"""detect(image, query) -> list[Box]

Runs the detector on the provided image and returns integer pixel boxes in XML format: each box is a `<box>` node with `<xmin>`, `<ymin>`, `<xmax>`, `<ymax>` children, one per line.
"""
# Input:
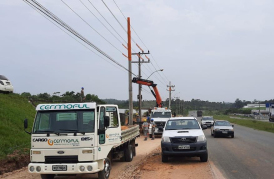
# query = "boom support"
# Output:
<box><xmin>132</xmin><ymin>77</ymin><xmax>163</xmax><ymax>107</ymax></box>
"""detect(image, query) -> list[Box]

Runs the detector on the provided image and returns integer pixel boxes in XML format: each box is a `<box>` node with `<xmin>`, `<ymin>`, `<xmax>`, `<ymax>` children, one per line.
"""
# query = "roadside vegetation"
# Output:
<box><xmin>0</xmin><ymin>93</ymin><xmax>36</xmax><ymax>160</ymax></box>
<box><xmin>214</xmin><ymin>115</ymin><xmax>274</xmax><ymax>134</ymax></box>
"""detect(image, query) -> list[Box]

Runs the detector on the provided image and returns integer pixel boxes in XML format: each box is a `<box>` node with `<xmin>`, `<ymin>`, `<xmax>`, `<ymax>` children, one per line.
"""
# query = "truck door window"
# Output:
<box><xmin>99</xmin><ymin>107</ymin><xmax>105</xmax><ymax>130</ymax></box>
<box><xmin>106</xmin><ymin>107</ymin><xmax>119</xmax><ymax>128</ymax></box>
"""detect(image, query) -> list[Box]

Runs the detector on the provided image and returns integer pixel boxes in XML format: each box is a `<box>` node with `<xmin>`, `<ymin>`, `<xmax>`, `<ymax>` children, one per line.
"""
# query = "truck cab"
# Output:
<box><xmin>149</xmin><ymin>107</ymin><xmax>172</xmax><ymax>136</ymax></box>
<box><xmin>24</xmin><ymin>103</ymin><xmax>139</xmax><ymax>179</ymax></box>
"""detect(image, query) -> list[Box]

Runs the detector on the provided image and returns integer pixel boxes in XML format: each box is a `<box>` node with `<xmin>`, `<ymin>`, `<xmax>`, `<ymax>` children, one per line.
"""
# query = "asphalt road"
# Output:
<box><xmin>189</xmin><ymin>111</ymin><xmax>274</xmax><ymax>179</ymax></box>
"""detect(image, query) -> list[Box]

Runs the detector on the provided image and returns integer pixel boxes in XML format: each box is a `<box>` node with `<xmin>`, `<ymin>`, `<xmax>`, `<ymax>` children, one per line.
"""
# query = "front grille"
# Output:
<box><xmin>172</xmin><ymin>147</ymin><xmax>196</xmax><ymax>151</ymax></box>
<box><xmin>170</xmin><ymin>137</ymin><xmax>197</xmax><ymax>144</ymax></box>
<box><xmin>206</xmin><ymin>122</ymin><xmax>211</xmax><ymax>124</ymax></box>
<box><xmin>155</xmin><ymin>122</ymin><xmax>166</xmax><ymax>127</ymax></box>
<box><xmin>45</xmin><ymin>156</ymin><xmax>78</xmax><ymax>164</ymax></box>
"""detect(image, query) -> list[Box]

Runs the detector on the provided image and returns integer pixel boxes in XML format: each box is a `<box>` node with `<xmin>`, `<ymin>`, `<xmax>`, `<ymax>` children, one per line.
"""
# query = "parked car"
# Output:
<box><xmin>161</xmin><ymin>117</ymin><xmax>208</xmax><ymax>163</ymax></box>
<box><xmin>0</xmin><ymin>75</ymin><xmax>13</xmax><ymax>93</ymax></box>
<box><xmin>201</xmin><ymin>116</ymin><xmax>214</xmax><ymax>127</ymax></box>
<box><xmin>211</xmin><ymin>120</ymin><xmax>234</xmax><ymax>138</ymax></box>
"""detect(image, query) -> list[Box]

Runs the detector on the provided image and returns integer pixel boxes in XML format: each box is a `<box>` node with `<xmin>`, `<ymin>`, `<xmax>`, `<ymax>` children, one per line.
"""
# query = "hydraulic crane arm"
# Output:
<box><xmin>132</xmin><ymin>77</ymin><xmax>163</xmax><ymax>107</ymax></box>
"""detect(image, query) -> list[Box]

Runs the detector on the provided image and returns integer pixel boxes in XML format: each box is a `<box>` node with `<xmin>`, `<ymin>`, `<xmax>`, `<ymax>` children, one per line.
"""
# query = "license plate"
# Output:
<box><xmin>52</xmin><ymin>165</ymin><xmax>67</xmax><ymax>171</ymax></box>
<box><xmin>222</xmin><ymin>131</ymin><xmax>228</xmax><ymax>134</ymax></box>
<box><xmin>178</xmin><ymin>145</ymin><xmax>190</xmax><ymax>149</ymax></box>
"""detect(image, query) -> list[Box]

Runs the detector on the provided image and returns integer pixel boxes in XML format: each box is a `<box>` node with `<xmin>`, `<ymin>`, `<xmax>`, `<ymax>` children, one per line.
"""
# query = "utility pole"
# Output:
<box><xmin>167</xmin><ymin>81</ymin><xmax>175</xmax><ymax>109</ymax></box>
<box><xmin>127</xmin><ymin>17</ymin><xmax>133</xmax><ymax>125</ymax></box>
<box><xmin>132</xmin><ymin>48</ymin><xmax>150</xmax><ymax>120</ymax></box>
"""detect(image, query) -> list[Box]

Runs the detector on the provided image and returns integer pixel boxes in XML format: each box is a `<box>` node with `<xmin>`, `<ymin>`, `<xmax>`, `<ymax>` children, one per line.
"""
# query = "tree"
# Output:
<box><xmin>234</xmin><ymin>98</ymin><xmax>244</xmax><ymax>109</ymax></box>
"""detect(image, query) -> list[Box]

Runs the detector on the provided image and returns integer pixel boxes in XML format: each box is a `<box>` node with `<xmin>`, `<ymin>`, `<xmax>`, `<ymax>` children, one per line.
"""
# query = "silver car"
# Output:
<box><xmin>211</xmin><ymin>120</ymin><xmax>234</xmax><ymax>138</ymax></box>
<box><xmin>0</xmin><ymin>75</ymin><xmax>14</xmax><ymax>93</ymax></box>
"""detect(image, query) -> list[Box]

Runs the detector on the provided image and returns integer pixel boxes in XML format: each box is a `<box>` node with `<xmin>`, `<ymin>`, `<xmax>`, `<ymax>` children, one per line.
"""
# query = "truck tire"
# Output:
<box><xmin>98</xmin><ymin>158</ymin><xmax>111</xmax><ymax>179</ymax></box>
<box><xmin>130</xmin><ymin>140</ymin><xmax>136</xmax><ymax>156</ymax></box>
<box><xmin>125</xmin><ymin>144</ymin><xmax>133</xmax><ymax>162</ymax></box>
<box><xmin>231</xmin><ymin>134</ymin><xmax>234</xmax><ymax>138</ymax></box>
<box><xmin>200</xmin><ymin>152</ymin><xmax>208</xmax><ymax>162</ymax></box>
<box><xmin>41</xmin><ymin>174</ymin><xmax>55</xmax><ymax>179</ymax></box>
<box><xmin>162</xmin><ymin>154</ymin><xmax>168</xmax><ymax>163</ymax></box>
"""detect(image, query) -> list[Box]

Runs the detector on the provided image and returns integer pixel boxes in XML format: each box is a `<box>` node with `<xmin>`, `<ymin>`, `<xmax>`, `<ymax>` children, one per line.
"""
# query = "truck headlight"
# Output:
<box><xmin>82</xmin><ymin>150</ymin><xmax>92</xmax><ymax>154</ymax></box>
<box><xmin>215</xmin><ymin>128</ymin><xmax>220</xmax><ymax>131</ymax></box>
<box><xmin>33</xmin><ymin>151</ymin><xmax>41</xmax><ymax>154</ymax></box>
<box><xmin>36</xmin><ymin>166</ymin><xmax>41</xmax><ymax>172</ymax></box>
<box><xmin>29</xmin><ymin>166</ymin><xmax>35</xmax><ymax>172</ymax></box>
<box><xmin>87</xmin><ymin>165</ymin><xmax>93</xmax><ymax>171</ymax></box>
<box><xmin>197</xmin><ymin>135</ymin><xmax>206</xmax><ymax>142</ymax></box>
<box><xmin>162</xmin><ymin>136</ymin><xmax>170</xmax><ymax>142</ymax></box>
<box><xmin>229</xmin><ymin>128</ymin><xmax>234</xmax><ymax>131</ymax></box>
<box><xmin>80</xmin><ymin>166</ymin><xmax>85</xmax><ymax>172</ymax></box>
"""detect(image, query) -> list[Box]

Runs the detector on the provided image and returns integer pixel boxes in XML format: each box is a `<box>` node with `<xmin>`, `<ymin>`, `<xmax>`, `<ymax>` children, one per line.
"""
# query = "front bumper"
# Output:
<box><xmin>28</xmin><ymin>162</ymin><xmax>101</xmax><ymax>174</ymax></box>
<box><xmin>161</xmin><ymin>141</ymin><xmax>207</xmax><ymax>157</ymax></box>
<box><xmin>149</xmin><ymin>127</ymin><xmax>163</xmax><ymax>135</ymax></box>
<box><xmin>202</xmin><ymin>123</ymin><xmax>213</xmax><ymax>127</ymax></box>
<box><xmin>215</xmin><ymin>131</ymin><xmax>234</xmax><ymax>136</ymax></box>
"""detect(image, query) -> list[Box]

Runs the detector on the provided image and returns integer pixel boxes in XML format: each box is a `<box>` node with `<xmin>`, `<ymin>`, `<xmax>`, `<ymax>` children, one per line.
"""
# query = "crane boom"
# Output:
<box><xmin>132</xmin><ymin>77</ymin><xmax>163</xmax><ymax>107</ymax></box>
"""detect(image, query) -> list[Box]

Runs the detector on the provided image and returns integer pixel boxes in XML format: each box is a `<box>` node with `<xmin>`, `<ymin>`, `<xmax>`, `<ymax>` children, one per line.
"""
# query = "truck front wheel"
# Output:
<box><xmin>98</xmin><ymin>158</ymin><xmax>111</xmax><ymax>179</ymax></box>
<box><xmin>41</xmin><ymin>174</ymin><xmax>55</xmax><ymax>179</ymax></box>
<box><xmin>125</xmin><ymin>144</ymin><xmax>133</xmax><ymax>162</ymax></box>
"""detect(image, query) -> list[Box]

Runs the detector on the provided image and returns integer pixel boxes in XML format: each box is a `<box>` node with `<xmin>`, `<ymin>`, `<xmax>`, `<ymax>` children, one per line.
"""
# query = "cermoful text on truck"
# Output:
<box><xmin>24</xmin><ymin>103</ymin><xmax>139</xmax><ymax>179</ymax></box>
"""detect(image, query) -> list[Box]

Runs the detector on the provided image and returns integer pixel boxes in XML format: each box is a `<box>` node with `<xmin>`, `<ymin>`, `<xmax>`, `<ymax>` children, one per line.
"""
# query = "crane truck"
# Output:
<box><xmin>24</xmin><ymin>103</ymin><xmax>139</xmax><ymax>179</ymax></box>
<box><xmin>132</xmin><ymin>78</ymin><xmax>172</xmax><ymax>137</ymax></box>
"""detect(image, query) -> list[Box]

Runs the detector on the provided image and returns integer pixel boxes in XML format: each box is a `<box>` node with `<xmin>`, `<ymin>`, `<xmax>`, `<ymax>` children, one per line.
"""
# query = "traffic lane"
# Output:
<box><xmin>204</xmin><ymin>125</ymin><xmax>274</xmax><ymax>179</ymax></box>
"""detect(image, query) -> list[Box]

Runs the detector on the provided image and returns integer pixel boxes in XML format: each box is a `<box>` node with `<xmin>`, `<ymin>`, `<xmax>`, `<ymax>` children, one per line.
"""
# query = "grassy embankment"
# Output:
<box><xmin>214</xmin><ymin>115</ymin><xmax>274</xmax><ymax>134</ymax></box>
<box><xmin>0</xmin><ymin>93</ymin><xmax>36</xmax><ymax>160</ymax></box>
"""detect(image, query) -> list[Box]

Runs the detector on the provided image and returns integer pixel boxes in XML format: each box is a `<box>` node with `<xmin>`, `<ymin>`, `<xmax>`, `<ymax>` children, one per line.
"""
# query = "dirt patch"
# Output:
<box><xmin>0</xmin><ymin>150</ymin><xmax>29</xmax><ymax>176</ymax></box>
<box><xmin>123</xmin><ymin>147</ymin><xmax>214</xmax><ymax>179</ymax></box>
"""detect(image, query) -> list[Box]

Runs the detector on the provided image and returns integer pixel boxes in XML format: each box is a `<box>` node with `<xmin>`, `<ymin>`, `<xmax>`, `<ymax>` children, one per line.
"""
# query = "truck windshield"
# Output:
<box><xmin>202</xmin><ymin>117</ymin><xmax>213</xmax><ymax>121</ymax></box>
<box><xmin>215</xmin><ymin>121</ymin><xmax>231</xmax><ymax>126</ymax></box>
<box><xmin>33</xmin><ymin>110</ymin><xmax>95</xmax><ymax>134</ymax></box>
<box><xmin>165</xmin><ymin>119</ymin><xmax>200</xmax><ymax>130</ymax></box>
<box><xmin>151</xmin><ymin>112</ymin><xmax>171</xmax><ymax>118</ymax></box>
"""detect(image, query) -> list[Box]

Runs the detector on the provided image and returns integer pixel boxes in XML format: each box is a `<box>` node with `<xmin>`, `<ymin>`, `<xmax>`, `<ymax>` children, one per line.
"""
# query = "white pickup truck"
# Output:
<box><xmin>24</xmin><ymin>103</ymin><xmax>139</xmax><ymax>179</ymax></box>
<box><xmin>149</xmin><ymin>107</ymin><xmax>172</xmax><ymax>137</ymax></box>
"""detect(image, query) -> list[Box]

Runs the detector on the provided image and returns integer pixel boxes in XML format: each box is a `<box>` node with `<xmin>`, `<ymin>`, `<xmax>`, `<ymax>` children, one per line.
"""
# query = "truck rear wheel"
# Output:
<box><xmin>41</xmin><ymin>174</ymin><xmax>55</xmax><ymax>179</ymax></box>
<box><xmin>98</xmin><ymin>158</ymin><xmax>111</xmax><ymax>179</ymax></box>
<box><xmin>125</xmin><ymin>144</ymin><xmax>133</xmax><ymax>162</ymax></box>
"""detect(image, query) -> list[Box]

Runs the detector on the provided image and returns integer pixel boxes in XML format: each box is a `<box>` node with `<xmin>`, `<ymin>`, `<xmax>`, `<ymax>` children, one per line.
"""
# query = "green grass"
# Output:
<box><xmin>0</xmin><ymin>93</ymin><xmax>36</xmax><ymax>159</ymax></box>
<box><xmin>214</xmin><ymin>115</ymin><xmax>274</xmax><ymax>133</ymax></box>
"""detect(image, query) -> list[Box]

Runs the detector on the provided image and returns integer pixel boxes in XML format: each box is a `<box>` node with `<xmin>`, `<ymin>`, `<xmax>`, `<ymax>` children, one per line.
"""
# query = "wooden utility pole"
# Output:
<box><xmin>132</xmin><ymin>49</ymin><xmax>150</xmax><ymax>120</ymax></box>
<box><xmin>127</xmin><ymin>17</ymin><xmax>133</xmax><ymax>125</ymax></box>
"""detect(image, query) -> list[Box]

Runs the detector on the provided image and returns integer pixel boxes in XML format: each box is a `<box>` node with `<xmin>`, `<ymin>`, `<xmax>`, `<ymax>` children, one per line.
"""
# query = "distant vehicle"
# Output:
<box><xmin>149</xmin><ymin>107</ymin><xmax>172</xmax><ymax>137</ymax></box>
<box><xmin>161</xmin><ymin>117</ymin><xmax>208</xmax><ymax>163</ymax></box>
<box><xmin>0</xmin><ymin>75</ymin><xmax>13</xmax><ymax>93</ymax></box>
<box><xmin>201</xmin><ymin>116</ymin><xmax>214</xmax><ymax>127</ymax></box>
<box><xmin>211</xmin><ymin>120</ymin><xmax>234</xmax><ymax>138</ymax></box>
<box><xmin>197</xmin><ymin>110</ymin><xmax>203</xmax><ymax>117</ymax></box>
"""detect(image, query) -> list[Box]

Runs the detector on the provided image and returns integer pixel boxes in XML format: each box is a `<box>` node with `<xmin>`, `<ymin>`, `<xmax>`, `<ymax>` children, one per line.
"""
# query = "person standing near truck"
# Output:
<box><xmin>150</xmin><ymin>118</ymin><xmax>156</xmax><ymax>140</ymax></box>
<box><xmin>80</xmin><ymin>87</ymin><xmax>85</xmax><ymax>102</ymax></box>
<box><xmin>142</xmin><ymin>119</ymin><xmax>149</xmax><ymax>141</ymax></box>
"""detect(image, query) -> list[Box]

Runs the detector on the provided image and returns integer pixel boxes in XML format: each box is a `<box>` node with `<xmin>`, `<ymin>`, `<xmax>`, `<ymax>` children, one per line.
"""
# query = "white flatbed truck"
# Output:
<box><xmin>24</xmin><ymin>103</ymin><xmax>139</xmax><ymax>179</ymax></box>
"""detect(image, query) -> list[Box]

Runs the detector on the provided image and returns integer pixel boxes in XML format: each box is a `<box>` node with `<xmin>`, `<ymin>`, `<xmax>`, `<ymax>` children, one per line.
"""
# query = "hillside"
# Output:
<box><xmin>0</xmin><ymin>93</ymin><xmax>36</xmax><ymax>159</ymax></box>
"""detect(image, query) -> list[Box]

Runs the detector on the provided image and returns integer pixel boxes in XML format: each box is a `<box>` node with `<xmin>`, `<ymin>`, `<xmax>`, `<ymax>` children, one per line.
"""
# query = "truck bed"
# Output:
<box><xmin>113</xmin><ymin>125</ymin><xmax>139</xmax><ymax>148</ymax></box>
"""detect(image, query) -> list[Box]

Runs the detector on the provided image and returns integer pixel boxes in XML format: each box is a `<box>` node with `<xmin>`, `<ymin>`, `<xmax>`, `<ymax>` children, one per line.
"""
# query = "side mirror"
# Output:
<box><xmin>24</xmin><ymin>119</ymin><xmax>31</xmax><ymax>135</ymax></box>
<box><xmin>104</xmin><ymin>116</ymin><xmax>110</xmax><ymax>128</ymax></box>
<box><xmin>202</xmin><ymin>125</ymin><xmax>207</xmax><ymax>130</ymax></box>
<box><xmin>24</xmin><ymin>118</ymin><xmax>28</xmax><ymax>129</ymax></box>
<box><xmin>232</xmin><ymin>125</ymin><xmax>234</xmax><ymax>127</ymax></box>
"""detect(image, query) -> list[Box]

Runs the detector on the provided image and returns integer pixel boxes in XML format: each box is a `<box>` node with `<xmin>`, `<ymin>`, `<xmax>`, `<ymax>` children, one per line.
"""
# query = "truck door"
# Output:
<box><xmin>98</xmin><ymin>105</ymin><xmax>121</xmax><ymax>146</ymax></box>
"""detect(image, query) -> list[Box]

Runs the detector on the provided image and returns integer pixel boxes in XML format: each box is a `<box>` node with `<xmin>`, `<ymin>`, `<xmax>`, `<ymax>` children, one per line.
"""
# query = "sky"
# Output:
<box><xmin>1</xmin><ymin>0</ymin><xmax>274</xmax><ymax>103</ymax></box>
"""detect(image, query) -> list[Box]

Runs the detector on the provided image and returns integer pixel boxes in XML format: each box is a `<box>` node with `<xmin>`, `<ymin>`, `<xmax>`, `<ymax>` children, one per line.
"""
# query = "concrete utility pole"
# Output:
<box><xmin>132</xmin><ymin>49</ymin><xmax>150</xmax><ymax>120</ymax></box>
<box><xmin>127</xmin><ymin>17</ymin><xmax>133</xmax><ymax>125</ymax></box>
<box><xmin>167</xmin><ymin>81</ymin><xmax>175</xmax><ymax>109</ymax></box>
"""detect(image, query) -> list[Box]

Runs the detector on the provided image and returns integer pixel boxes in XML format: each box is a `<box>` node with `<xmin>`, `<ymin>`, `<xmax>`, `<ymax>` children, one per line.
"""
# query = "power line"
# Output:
<box><xmin>61</xmin><ymin>0</ymin><xmax>123</xmax><ymax>54</ymax></box>
<box><xmin>23</xmin><ymin>0</ymin><xmax>136</xmax><ymax>76</ymax></box>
